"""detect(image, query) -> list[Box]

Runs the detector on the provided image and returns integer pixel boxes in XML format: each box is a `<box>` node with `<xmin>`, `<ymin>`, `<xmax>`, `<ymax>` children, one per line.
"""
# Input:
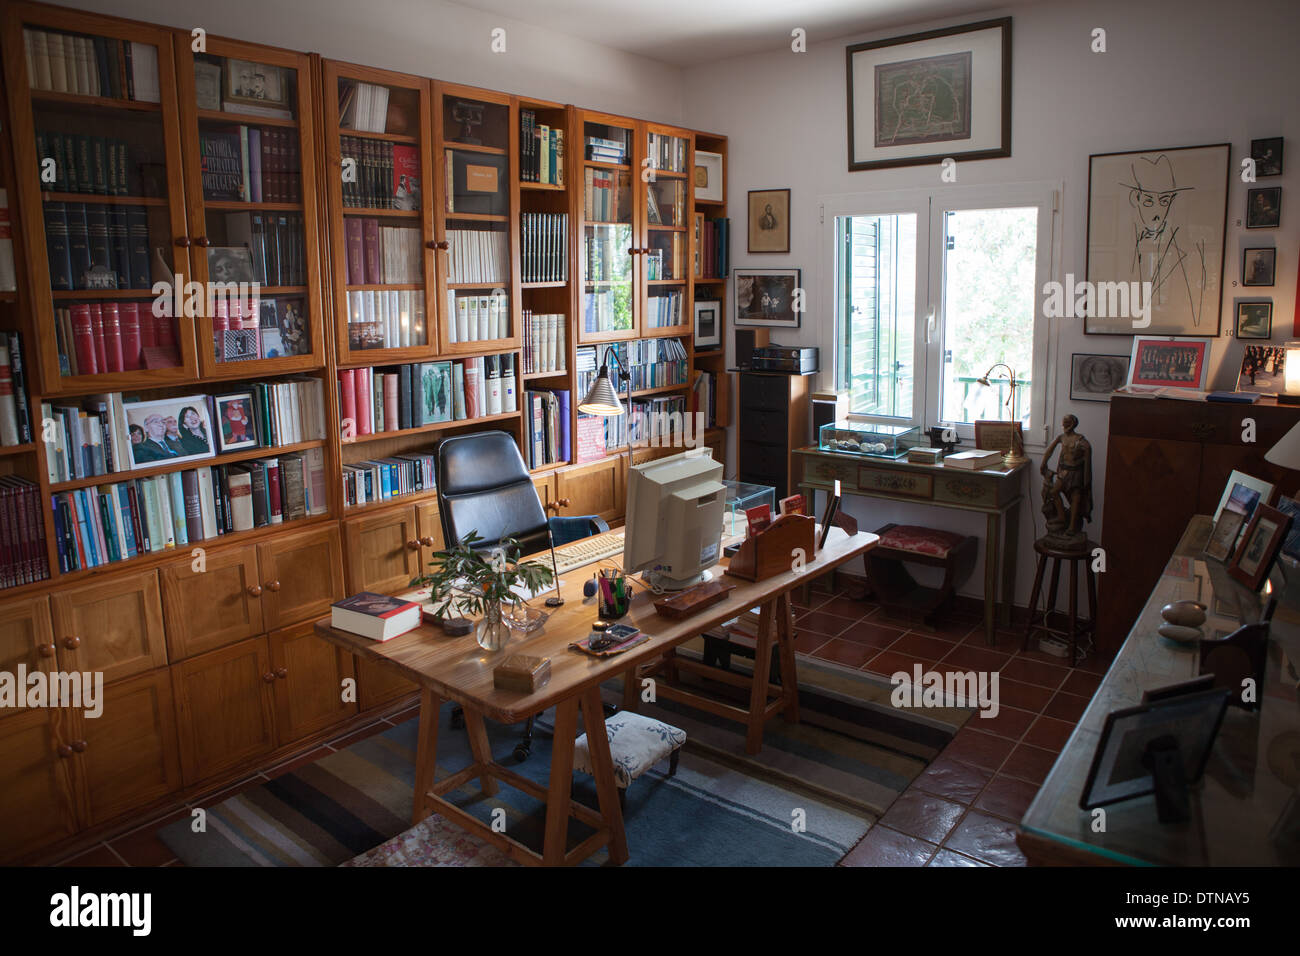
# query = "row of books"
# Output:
<box><xmin>199</xmin><ymin>125</ymin><xmax>301</xmax><ymax>204</ymax></box>
<box><xmin>339</xmin><ymin>353</ymin><xmax>518</xmax><ymax>436</ymax></box>
<box><xmin>212</xmin><ymin>296</ymin><xmax>310</xmax><ymax>363</ymax></box>
<box><xmin>447</xmin><ymin>293</ymin><xmax>510</xmax><ymax>343</ymax></box>
<box><xmin>520</xmin><ymin>213</ymin><xmax>568</xmax><ymax>283</ymax></box>
<box><xmin>581</xmin><ymin>287</ymin><xmax>631</xmax><ymax>334</ymax></box>
<box><xmin>646</xmin><ymin>290</ymin><xmax>684</xmax><ymax>329</ymax></box>
<box><xmin>338</xmin><ymin>80</ymin><xmax>393</xmax><ymax>134</ymax></box>
<box><xmin>692</xmin><ymin>369</ymin><xmax>718</xmax><ymax>430</ymax></box>
<box><xmin>1</xmin><ymin>478</ymin><xmax>50</xmax><ymax>589</ymax></box>
<box><xmin>646</xmin><ymin>182</ymin><xmax>685</xmax><ymax>227</ymax></box>
<box><xmin>645</xmin><ymin>237</ymin><xmax>682</xmax><ymax>280</ymax></box>
<box><xmin>36</xmin><ymin>131</ymin><xmax>134</xmax><ymax>196</ymax></box>
<box><xmin>22</xmin><ymin>28</ymin><xmax>160</xmax><ymax>102</ymax></box>
<box><xmin>345</xmin><ymin>290</ymin><xmax>427</xmax><ymax>350</ymax></box>
<box><xmin>54</xmin><ymin>303</ymin><xmax>180</xmax><ymax>377</ymax></box>
<box><xmin>585</xmin><ymin>133</ymin><xmax>628</xmax><ymax>165</ymax></box>
<box><xmin>520</xmin><ymin>111</ymin><xmax>566</xmax><ymax>185</ymax></box>
<box><xmin>343</xmin><ymin>219</ymin><xmax>422</xmax><ymax>285</ymax></box>
<box><xmin>225</xmin><ymin>211</ymin><xmax>307</xmax><ymax>287</ymax></box>
<box><xmin>521</xmin><ymin>311</ymin><xmax>566</xmax><ymax>374</ymax></box>
<box><xmin>698</xmin><ymin>217</ymin><xmax>731</xmax><ymax>279</ymax></box>
<box><xmin>629</xmin><ymin>395</ymin><xmax>688</xmax><ymax>446</ymax></box>
<box><xmin>626</xmin><ymin>338</ymin><xmax>688</xmax><ymax>390</ymax></box>
<box><xmin>646</xmin><ymin>132</ymin><xmax>687</xmax><ymax>173</ymax></box>
<box><xmin>52</xmin><ymin>451</ymin><xmax>327</xmax><ymax>572</ymax></box>
<box><xmin>445</xmin><ymin>228</ymin><xmax>509</xmax><ymax>285</ymax></box>
<box><xmin>343</xmin><ymin>450</ymin><xmax>435</xmax><ymax>508</ymax></box>
<box><xmin>524</xmin><ymin>389</ymin><xmax>571</xmax><ymax>469</ymax></box>
<box><xmin>0</xmin><ymin>334</ymin><xmax>33</xmax><ymax>447</ymax></box>
<box><xmin>584</xmin><ymin>167</ymin><xmax>629</xmax><ymax>222</ymax></box>
<box><xmin>44</xmin><ymin>202</ymin><xmax>151</xmax><ymax>291</ymax></box>
<box><xmin>342</xmin><ymin>136</ymin><xmax>419</xmax><ymax>210</ymax></box>
<box><xmin>580</xmin><ymin>406</ymin><xmax>627</xmax><ymax>453</ymax></box>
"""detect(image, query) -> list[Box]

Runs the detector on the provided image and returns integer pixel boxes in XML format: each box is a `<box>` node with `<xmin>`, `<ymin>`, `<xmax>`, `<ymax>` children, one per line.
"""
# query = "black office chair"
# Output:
<box><xmin>436</xmin><ymin>431</ymin><xmax>608</xmax><ymax>761</ymax></box>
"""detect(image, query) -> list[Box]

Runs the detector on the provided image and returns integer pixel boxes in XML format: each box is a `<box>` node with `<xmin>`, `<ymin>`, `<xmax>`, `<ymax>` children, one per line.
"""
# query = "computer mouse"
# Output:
<box><xmin>583</xmin><ymin>578</ymin><xmax>597</xmax><ymax>599</ymax></box>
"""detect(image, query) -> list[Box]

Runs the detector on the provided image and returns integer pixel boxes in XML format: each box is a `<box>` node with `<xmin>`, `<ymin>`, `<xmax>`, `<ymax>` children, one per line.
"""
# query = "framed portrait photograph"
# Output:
<box><xmin>1235</xmin><ymin>301</ymin><xmax>1273</xmax><ymax>339</ymax></box>
<box><xmin>1127</xmin><ymin>337</ymin><xmax>1210</xmax><ymax>390</ymax></box>
<box><xmin>207</xmin><ymin>246</ymin><xmax>256</xmax><ymax>284</ymax></box>
<box><xmin>223</xmin><ymin>58</ymin><xmax>291</xmax><ymax>112</ymax></box>
<box><xmin>747</xmin><ymin>188</ymin><xmax>790</xmax><ymax>253</ymax></box>
<box><xmin>1204</xmin><ymin>481</ymin><xmax>1260</xmax><ymax>561</ymax></box>
<box><xmin>1085</xmin><ymin>143</ymin><xmax>1229</xmax><ymax>336</ymax></box>
<box><xmin>1235</xmin><ymin>343</ymin><xmax>1288</xmax><ymax>394</ymax></box>
<box><xmin>214</xmin><ymin>392</ymin><xmax>258</xmax><ymax>453</ymax></box>
<box><xmin>120</xmin><ymin>396</ymin><xmax>216</xmax><ymax>469</ymax></box>
<box><xmin>1228</xmin><ymin>502</ymin><xmax>1291</xmax><ymax>591</ymax></box>
<box><xmin>847</xmin><ymin>17</ymin><xmax>1011</xmax><ymax>172</ymax></box>
<box><xmin>734</xmin><ymin>269</ymin><xmax>801</xmax><ymax>328</ymax></box>
<box><xmin>1069</xmin><ymin>353</ymin><xmax>1131</xmax><ymax>402</ymax></box>
<box><xmin>693</xmin><ymin>299</ymin><xmax>721</xmax><ymax>348</ymax></box>
<box><xmin>1246</xmin><ymin>187</ymin><xmax>1281</xmax><ymax>229</ymax></box>
<box><xmin>1250</xmin><ymin>137</ymin><xmax>1283</xmax><ymax>177</ymax></box>
<box><xmin>421</xmin><ymin>361</ymin><xmax>453</xmax><ymax>424</ymax></box>
<box><xmin>1242</xmin><ymin>247</ymin><xmax>1276</xmax><ymax>286</ymax></box>
<box><xmin>694</xmin><ymin>150</ymin><xmax>723</xmax><ymax>203</ymax></box>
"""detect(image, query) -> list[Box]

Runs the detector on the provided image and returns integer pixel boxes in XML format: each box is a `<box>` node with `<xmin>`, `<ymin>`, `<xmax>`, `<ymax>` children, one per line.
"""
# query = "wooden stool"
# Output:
<box><xmin>865</xmin><ymin>523</ymin><xmax>978</xmax><ymax>626</ymax></box>
<box><xmin>1022</xmin><ymin>538</ymin><xmax>1097</xmax><ymax>667</ymax></box>
<box><xmin>572</xmin><ymin>711</ymin><xmax>685</xmax><ymax>811</ymax></box>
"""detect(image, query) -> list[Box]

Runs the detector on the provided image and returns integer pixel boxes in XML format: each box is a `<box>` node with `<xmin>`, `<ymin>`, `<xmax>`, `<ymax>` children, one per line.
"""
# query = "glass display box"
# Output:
<box><xmin>819</xmin><ymin>421</ymin><xmax>921</xmax><ymax>459</ymax></box>
<box><xmin>721</xmin><ymin>480</ymin><xmax>777</xmax><ymax>538</ymax></box>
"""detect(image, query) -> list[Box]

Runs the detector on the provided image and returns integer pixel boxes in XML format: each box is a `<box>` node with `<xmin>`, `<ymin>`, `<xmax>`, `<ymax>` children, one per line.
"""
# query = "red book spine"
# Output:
<box><xmin>267</xmin><ymin>461</ymin><xmax>282</xmax><ymax>523</ymax></box>
<box><xmin>384</xmin><ymin>372</ymin><xmax>399</xmax><ymax>433</ymax></box>
<box><xmin>119</xmin><ymin>302</ymin><xmax>142</xmax><ymax>370</ymax></box>
<box><xmin>101</xmin><ymin>302</ymin><xmax>124</xmax><ymax>373</ymax></box>
<box><xmin>356</xmin><ymin>367</ymin><xmax>372</xmax><ymax>436</ymax></box>
<box><xmin>71</xmin><ymin>304</ymin><xmax>98</xmax><ymax>374</ymax></box>
<box><xmin>1</xmin><ymin>486</ymin><xmax>16</xmax><ymax>586</ymax></box>
<box><xmin>139</xmin><ymin>304</ymin><xmax>157</xmax><ymax>349</ymax></box>
<box><xmin>88</xmin><ymin>304</ymin><xmax>108</xmax><ymax>375</ymax></box>
<box><xmin>339</xmin><ymin>368</ymin><xmax>357</xmax><ymax>437</ymax></box>
<box><xmin>464</xmin><ymin>359</ymin><xmax>481</xmax><ymax>419</ymax></box>
<box><xmin>345</xmin><ymin>218</ymin><xmax>364</xmax><ymax>285</ymax></box>
<box><xmin>362</xmin><ymin>218</ymin><xmax>380</xmax><ymax>285</ymax></box>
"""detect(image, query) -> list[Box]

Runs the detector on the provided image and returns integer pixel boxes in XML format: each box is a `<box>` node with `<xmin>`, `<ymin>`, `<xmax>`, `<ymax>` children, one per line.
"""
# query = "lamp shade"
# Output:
<box><xmin>1286</xmin><ymin>345</ymin><xmax>1300</xmax><ymax>396</ymax></box>
<box><xmin>1266</xmin><ymin>419</ymin><xmax>1300</xmax><ymax>470</ymax></box>
<box><xmin>578</xmin><ymin>368</ymin><xmax>625</xmax><ymax>416</ymax></box>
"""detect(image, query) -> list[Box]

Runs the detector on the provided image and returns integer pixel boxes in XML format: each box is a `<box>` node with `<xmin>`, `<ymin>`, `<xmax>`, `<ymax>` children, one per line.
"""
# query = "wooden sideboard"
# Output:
<box><xmin>1097</xmin><ymin>396</ymin><xmax>1300</xmax><ymax>655</ymax></box>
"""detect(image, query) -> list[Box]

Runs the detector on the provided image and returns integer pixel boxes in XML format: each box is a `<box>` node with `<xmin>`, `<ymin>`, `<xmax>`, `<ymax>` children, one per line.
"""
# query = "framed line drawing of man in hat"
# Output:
<box><xmin>1085</xmin><ymin>143</ymin><xmax>1229</xmax><ymax>336</ymax></box>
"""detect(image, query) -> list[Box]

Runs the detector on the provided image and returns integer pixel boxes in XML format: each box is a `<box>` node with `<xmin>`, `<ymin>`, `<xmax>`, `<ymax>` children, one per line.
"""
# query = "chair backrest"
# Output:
<box><xmin>436</xmin><ymin>431</ymin><xmax>550</xmax><ymax>556</ymax></box>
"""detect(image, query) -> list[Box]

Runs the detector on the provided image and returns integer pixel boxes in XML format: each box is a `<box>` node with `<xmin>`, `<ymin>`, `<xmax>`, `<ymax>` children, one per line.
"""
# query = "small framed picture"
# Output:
<box><xmin>747</xmin><ymin>188</ymin><xmax>790</xmax><ymax>254</ymax></box>
<box><xmin>1251</xmin><ymin>137</ymin><xmax>1283</xmax><ymax>177</ymax></box>
<box><xmin>214</xmin><ymin>392</ymin><xmax>259</xmax><ymax>452</ymax></box>
<box><xmin>207</xmin><ymin>246</ymin><xmax>256</xmax><ymax>283</ymax></box>
<box><xmin>1228</xmin><ymin>502</ymin><xmax>1292</xmax><ymax>591</ymax></box>
<box><xmin>1246</xmin><ymin>187</ymin><xmax>1281</xmax><ymax>228</ymax></box>
<box><xmin>1235</xmin><ymin>301</ymin><xmax>1273</xmax><ymax>339</ymax></box>
<box><xmin>1070</xmin><ymin>353</ymin><xmax>1131</xmax><ymax>402</ymax></box>
<box><xmin>223</xmin><ymin>58</ymin><xmax>291</xmax><ymax>112</ymax></box>
<box><xmin>694</xmin><ymin>150</ymin><xmax>723</xmax><ymax>203</ymax></box>
<box><xmin>1236</xmin><ymin>343</ymin><xmax>1288</xmax><ymax>394</ymax></box>
<box><xmin>973</xmin><ymin>420</ymin><xmax>1022</xmax><ymax>456</ymax></box>
<box><xmin>1242</xmin><ymin>247</ymin><xmax>1276</xmax><ymax>286</ymax></box>
<box><xmin>734</xmin><ymin>269</ymin><xmax>801</xmax><ymax>328</ymax></box>
<box><xmin>693</xmin><ymin>299</ymin><xmax>721</xmax><ymax>348</ymax></box>
<box><xmin>1127</xmin><ymin>336</ymin><xmax>1210</xmax><ymax>390</ymax></box>
<box><xmin>193</xmin><ymin>60</ymin><xmax>223</xmax><ymax>111</ymax></box>
<box><xmin>121</xmin><ymin>396</ymin><xmax>216</xmax><ymax>469</ymax></box>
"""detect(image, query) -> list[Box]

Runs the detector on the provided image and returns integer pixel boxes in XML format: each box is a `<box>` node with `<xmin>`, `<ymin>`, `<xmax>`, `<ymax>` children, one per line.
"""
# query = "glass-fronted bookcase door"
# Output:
<box><xmin>575</xmin><ymin>110</ymin><xmax>637</xmax><ymax>344</ymax></box>
<box><xmin>641</xmin><ymin>121</ymin><xmax>692</xmax><ymax>339</ymax></box>
<box><xmin>174</xmin><ymin>35</ymin><xmax>326</xmax><ymax>379</ymax></box>
<box><xmin>322</xmin><ymin>61</ymin><xmax>436</xmax><ymax>367</ymax></box>
<box><xmin>1</xmin><ymin>2</ymin><xmax>199</xmax><ymax>394</ymax></box>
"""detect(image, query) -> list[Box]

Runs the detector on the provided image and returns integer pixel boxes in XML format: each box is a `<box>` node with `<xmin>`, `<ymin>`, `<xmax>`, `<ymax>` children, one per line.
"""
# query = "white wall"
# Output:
<box><xmin>51</xmin><ymin>0</ymin><xmax>685</xmax><ymax>123</ymax></box>
<box><xmin>682</xmin><ymin>0</ymin><xmax>1300</xmax><ymax>608</ymax></box>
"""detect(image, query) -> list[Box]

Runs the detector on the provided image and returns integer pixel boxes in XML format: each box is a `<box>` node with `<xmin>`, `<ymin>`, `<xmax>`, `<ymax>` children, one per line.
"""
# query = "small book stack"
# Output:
<box><xmin>907</xmin><ymin>446</ymin><xmax>944</xmax><ymax>465</ymax></box>
<box><xmin>521</xmin><ymin>311</ymin><xmax>565</xmax><ymax>373</ymax></box>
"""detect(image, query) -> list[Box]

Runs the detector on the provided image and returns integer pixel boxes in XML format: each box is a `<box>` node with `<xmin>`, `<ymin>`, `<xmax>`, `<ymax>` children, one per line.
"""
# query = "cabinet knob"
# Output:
<box><xmin>62</xmin><ymin>636</ymin><xmax>81</xmax><ymax>650</ymax></box>
<box><xmin>627</xmin><ymin>247</ymin><xmax>638</xmax><ymax>256</ymax></box>
<box><xmin>267</xmin><ymin>580</ymin><xmax>281</xmax><ymax>592</ymax></box>
<box><xmin>275</xmin><ymin>667</ymin><xmax>288</xmax><ymax>680</ymax></box>
<box><xmin>406</xmin><ymin>539</ymin><xmax>421</xmax><ymax>551</ymax></box>
<box><xmin>263</xmin><ymin>672</ymin><xmax>276</xmax><ymax>683</ymax></box>
<box><xmin>247</xmin><ymin>584</ymin><xmax>263</xmax><ymax>597</ymax></box>
<box><xmin>419</xmin><ymin>536</ymin><xmax>435</xmax><ymax>548</ymax></box>
<box><xmin>173</xmin><ymin>236</ymin><xmax>191</xmax><ymax>248</ymax></box>
<box><xmin>435</xmin><ymin>240</ymin><xmax>450</xmax><ymax>251</ymax></box>
<box><xmin>425</xmin><ymin>240</ymin><xmax>438</xmax><ymax>250</ymax></box>
<box><xmin>57</xmin><ymin>744</ymin><xmax>73</xmax><ymax>758</ymax></box>
<box><xmin>71</xmin><ymin>740</ymin><xmax>87</xmax><ymax>753</ymax></box>
<box><xmin>38</xmin><ymin>643</ymin><xmax>55</xmax><ymax>658</ymax></box>
<box><xmin>193</xmin><ymin>236</ymin><xmax>211</xmax><ymax>248</ymax></box>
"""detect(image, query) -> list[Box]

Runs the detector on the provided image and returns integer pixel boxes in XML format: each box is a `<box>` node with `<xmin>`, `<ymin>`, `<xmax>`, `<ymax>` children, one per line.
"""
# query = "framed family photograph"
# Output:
<box><xmin>1246</xmin><ymin>187</ymin><xmax>1281</xmax><ymax>228</ymax></box>
<box><xmin>1251</xmin><ymin>137</ymin><xmax>1283</xmax><ymax>177</ymax></box>
<box><xmin>1235</xmin><ymin>301</ymin><xmax>1273</xmax><ymax>340</ymax></box>
<box><xmin>1236</xmin><ymin>344</ymin><xmax>1287</xmax><ymax>394</ymax></box>
<box><xmin>1127</xmin><ymin>337</ymin><xmax>1210</xmax><ymax>390</ymax></box>
<box><xmin>1242</xmin><ymin>247</ymin><xmax>1276</xmax><ymax>286</ymax></box>
<box><xmin>1069</xmin><ymin>353</ymin><xmax>1131</xmax><ymax>402</ymax></box>
<box><xmin>694</xmin><ymin>150</ymin><xmax>723</xmax><ymax>203</ymax></box>
<box><xmin>693</xmin><ymin>299</ymin><xmax>721</xmax><ymax>348</ymax></box>
<box><xmin>747</xmin><ymin>188</ymin><xmax>790</xmax><ymax>253</ymax></box>
<box><xmin>1228</xmin><ymin>503</ymin><xmax>1291</xmax><ymax>591</ymax></box>
<box><xmin>847</xmin><ymin>17</ymin><xmax>1011</xmax><ymax>172</ymax></box>
<box><xmin>214</xmin><ymin>392</ymin><xmax>259</xmax><ymax>452</ymax></box>
<box><xmin>734</xmin><ymin>269</ymin><xmax>801</xmax><ymax>328</ymax></box>
<box><xmin>1085</xmin><ymin>143</ymin><xmax>1229</xmax><ymax>336</ymax></box>
<box><xmin>223</xmin><ymin>58</ymin><xmax>292</xmax><ymax>114</ymax></box>
<box><xmin>120</xmin><ymin>396</ymin><xmax>216</xmax><ymax>469</ymax></box>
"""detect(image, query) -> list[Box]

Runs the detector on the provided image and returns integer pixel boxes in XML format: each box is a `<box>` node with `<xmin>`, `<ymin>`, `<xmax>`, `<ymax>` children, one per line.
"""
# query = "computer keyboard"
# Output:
<box><xmin>551</xmin><ymin>531</ymin><xmax>625</xmax><ymax>573</ymax></box>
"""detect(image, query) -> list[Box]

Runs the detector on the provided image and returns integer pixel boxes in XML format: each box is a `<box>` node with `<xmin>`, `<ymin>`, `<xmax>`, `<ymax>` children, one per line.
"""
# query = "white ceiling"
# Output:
<box><xmin>452</xmin><ymin>0</ymin><xmax>1039</xmax><ymax>65</ymax></box>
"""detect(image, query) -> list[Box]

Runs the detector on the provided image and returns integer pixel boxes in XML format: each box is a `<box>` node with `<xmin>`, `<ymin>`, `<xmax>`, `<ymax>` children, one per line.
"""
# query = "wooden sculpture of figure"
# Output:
<box><xmin>1040</xmin><ymin>414</ymin><xmax>1092</xmax><ymax>546</ymax></box>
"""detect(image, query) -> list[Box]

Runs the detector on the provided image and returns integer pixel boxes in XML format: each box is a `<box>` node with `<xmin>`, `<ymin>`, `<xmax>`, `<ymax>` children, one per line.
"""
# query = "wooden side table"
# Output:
<box><xmin>1022</xmin><ymin>537</ymin><xmax>1097</xmax><ymax>667</ymax></box>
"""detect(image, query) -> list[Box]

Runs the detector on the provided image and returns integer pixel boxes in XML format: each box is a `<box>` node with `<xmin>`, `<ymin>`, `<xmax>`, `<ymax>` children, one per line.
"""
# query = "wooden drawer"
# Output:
<box><xmin>739</xmin><ymin>373</ymin><xmax>791</xmax><ymax>412</ymax></box>
<box><xmin>0</xmin><ymin>595</ymin><xmax>54</xmax><ymax>713</ymax></box>
<box><xmin>172</xmin><ymin>637</ymin><xmax>277</xmax><ymax>785</ymax></box>
<box><xmin>557</xmin><ymin>456</ymin><xmax>624</xmax><ymax>523</ymax></box>
<box><xmin>160</xmin><ymin>545</ymin><xmax>264</xmax><ymax>660</ymax></box>
<box><xmin>0</xmin><ymin>708</ymin><xmax>79</xmax><ymax>862</ymax></box>
<box><xmin>50</xmin><ymin>572</ymin><xmax>168</xmax><ymax>683</ymax></box>
<box><xmin>268</xmin><ymin>622</ymin><xmax>357</xmax><ymax>742</ymax></box>
<box><xmin>342</xmin><ymin>505</ymin><xmax>422</xmax><ymax>595</ymax></box>
<box><xmin>256</xmin><ymin>524</ymin><xmax>346</xmax><ymax>630</ymax></box>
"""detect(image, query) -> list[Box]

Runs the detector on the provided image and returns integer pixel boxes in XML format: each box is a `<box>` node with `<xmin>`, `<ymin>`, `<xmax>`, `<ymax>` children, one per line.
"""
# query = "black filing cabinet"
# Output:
<box><xmin>737</xmin><ymin>372</ymin><xmax>812</xmax><ymax>499</ymax></box>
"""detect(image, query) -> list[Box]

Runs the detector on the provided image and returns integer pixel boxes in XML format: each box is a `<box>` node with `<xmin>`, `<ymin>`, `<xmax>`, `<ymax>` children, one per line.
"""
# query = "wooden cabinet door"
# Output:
<box><xmin>171</xmin><ymin>637</ymin><xmax>277</xmax><ymax>785</ymax></box>
<box><xmin>0</xmin><ymin>709</ymin><xmax>79</xmax><ymax>862</ymax></box>
<box><xmin>268</xmin><ymin>622</ymin><xmax>357</xmax><ymax>742</ymax></box>
<box><xmin>557</xmin><ymin>456</ymin><xmax>625</xmax><ymax>523</ymax></box>
<box><xmin>67</xmin><ymin>669</ymin><xmax>182</xmax><ymax>827</ymax></box>
<box><xmin>0</xmin><ymin>595</ymin><xmax>55</xmax><ymax>713</ymax></box>
<box><xmin>49</xmin><ymin>573</ymin><xmax>168</xmax><ymax>684</ymax></box>
<box><xmin>355</xmin><ymin>656</ymin><xmax>417</xmax><ymax>711</ymax></box>
<box><xmin>256</xmin><ymin>524</ymin><xmax>346</xmax><ymax>631</ymax></box>
<box><xmin>532</xmin><ymin>472</ymin><xmax>559</xmax><ymax>515</ymax></box>
<box><xmin>159</xmin><ymin>546</ymin><xmax>264</xmax><ymax>660</ymax></box>
<box><xmin>342</xmin><ymin>505</ymin><xmax>422</xmax><ymax>595</ymax></box>
<box><xmin>414</xmin><ymin>501</ymin><xmax>445</xmax><ymax>571</ymax></box>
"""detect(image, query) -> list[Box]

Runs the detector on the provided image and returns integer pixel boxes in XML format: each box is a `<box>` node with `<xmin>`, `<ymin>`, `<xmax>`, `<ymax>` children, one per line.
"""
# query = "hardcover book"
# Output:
<box><xmin>330</xmin><ymin>591</ymin><xmax>422</xmax><ymax>641</ymax></box>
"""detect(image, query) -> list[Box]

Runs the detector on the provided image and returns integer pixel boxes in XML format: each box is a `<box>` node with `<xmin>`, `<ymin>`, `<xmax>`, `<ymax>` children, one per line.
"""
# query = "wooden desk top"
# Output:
<box><xmin>315</xmin><ymin>526</ymin><xmax>877</xmax><ymax>723</ymax></box>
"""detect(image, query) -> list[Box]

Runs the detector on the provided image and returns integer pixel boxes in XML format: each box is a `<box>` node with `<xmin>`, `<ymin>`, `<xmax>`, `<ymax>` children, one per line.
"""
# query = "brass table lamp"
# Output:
<box><xmin>976</xmin><ymin>362</ymin><xmax>1028</xmax><ymax>467</ymax></box>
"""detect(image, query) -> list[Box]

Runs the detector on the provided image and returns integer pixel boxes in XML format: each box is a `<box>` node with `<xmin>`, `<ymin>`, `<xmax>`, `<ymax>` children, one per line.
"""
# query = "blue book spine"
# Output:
<box><xmin>73</xmin><ymin>491</ymin><xmax>98</xmax><ymax>567</ymax></box>
<box><xmin>51</xmin><ymin>497</ymin><xmax>70</xmax><ymax>573</ymax></box>
<box><xmin>98</xmin><ymin>491</ymin><xmax>120</xmax><ymax>563</ymax></box>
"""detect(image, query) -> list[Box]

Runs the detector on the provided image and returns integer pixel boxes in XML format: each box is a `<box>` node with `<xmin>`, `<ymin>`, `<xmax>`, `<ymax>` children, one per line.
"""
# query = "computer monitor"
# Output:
<box><xmin>624</xmin><ymin>448</ymin><xmax>726</xmax><ymax>590</ymax></box>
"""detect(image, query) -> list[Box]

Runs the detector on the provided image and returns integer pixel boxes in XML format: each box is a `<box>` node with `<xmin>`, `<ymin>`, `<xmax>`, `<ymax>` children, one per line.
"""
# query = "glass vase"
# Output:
<box><xmin>476</xmin><ymin>601</ymin><xmax>510</xmax><ymax>652</ymax></box>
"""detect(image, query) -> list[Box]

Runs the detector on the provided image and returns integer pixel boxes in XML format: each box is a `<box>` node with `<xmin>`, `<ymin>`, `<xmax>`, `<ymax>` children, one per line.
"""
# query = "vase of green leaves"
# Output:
<box><xmin>412</xmin><ymin>532</ymin><xmax>555</xmax><ymax>652</ymax></box>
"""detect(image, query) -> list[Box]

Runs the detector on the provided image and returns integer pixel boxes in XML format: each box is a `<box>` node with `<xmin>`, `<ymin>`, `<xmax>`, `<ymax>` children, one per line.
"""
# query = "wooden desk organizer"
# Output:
<box><xmin>725</xmin><ymin>514</ymin><xmax>817</xmax><ymax>582</ymax></box>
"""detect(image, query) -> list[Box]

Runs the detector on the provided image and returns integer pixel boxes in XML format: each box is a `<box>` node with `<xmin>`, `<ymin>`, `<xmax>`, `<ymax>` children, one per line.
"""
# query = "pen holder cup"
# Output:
<box><xmin>596</xmin><ymin>573</ymin><xmax>633</xmax><ymax>620</ymax></box>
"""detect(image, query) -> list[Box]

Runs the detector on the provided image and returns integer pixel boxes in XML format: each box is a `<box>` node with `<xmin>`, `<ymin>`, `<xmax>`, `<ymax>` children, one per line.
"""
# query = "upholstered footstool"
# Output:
<box><xmin>865</xmin><ymin>522</ymin><xmax>977</xmax><ymax>626</ymax></box>
<box><xmin>573</xmin><ymin>711</ymin><xmax>686</xmax><ymax>810</ymax></box>
<box><xmin>342</xmin><ymin>813</ymin><xmax>519</xmax><ymax>867</ymax></box>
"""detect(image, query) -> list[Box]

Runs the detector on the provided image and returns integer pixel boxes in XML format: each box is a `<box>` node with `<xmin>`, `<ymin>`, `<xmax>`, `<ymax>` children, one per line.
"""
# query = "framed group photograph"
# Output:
<box><xmin>1228</xmin><ymin>503</ymin><xmax>1292</xmax><ymax>591</ymax></box>
<box><xmin>1085</xmin><ymin>143</ymin><xmax>1229</xmax><ymax>336</ymax></box>
<box><xmin>693</xmin><ymin>150</ymin><xmax>723</xmax><ymax>203</ymax></box>
<box><xmin>1235</xmin><ymin>301</ymin><xmax>1273</xmax><ymax>339</ymax></box>
<box><xmin>693</xmin><ymin>299</ymin><xmax>721</xmax><ymax>348</ymax></box>
<box><xmin>120</xmin><ymin>396</ymin><xmax>216</xmax><ymax>469</ymax></box>
<box><xmin>1069</xmin><ymin>353</ymin><xmax>1131</xmax><ymax>402</ymax></box>
<box><xmin>1235</xmin><ymin>344</ymin><xmax>1287</xmax><ymax>394</ymax></box>
<box><xmin>734</xmin><ymin>269</ymin><xmax>801</xmax><ymax>328</ymax></box>
<box><xmin>214</xmin><ymin>392</ymin><xmax>258</xmax><ymax>453</ymax></box>
<box><xmin>1251</xmin><ymin>137</ymin><xmax>1284</xmax><ymax>177</ymax></box>
<box><xmin>1127</xmin><ymin>337</ymin><xmax>1210</xmax><ymax>390</ymax></box>
<box><xmin>847</xmin><ymin>17</ymin><xmax>1011</xmax><ymax>172</ymax></box>
<box><xmin>1242</xmin><ymin>247</ymin><xmax>1276</xmax><ymax>286</ymax></box>
<box><xmin>747</xmin><ymin>188</ymin><xmax>790</xmax><ymax>253</ymax></box>
<box><xmin>223</xmin><ymin>59</ymin><xmax>292</xmax><ymax>113</ymax></box>
<box><xmin>1246</xmin><ymin>187</ymin><xmax>1281</xmax><ymax>228</ymax></box>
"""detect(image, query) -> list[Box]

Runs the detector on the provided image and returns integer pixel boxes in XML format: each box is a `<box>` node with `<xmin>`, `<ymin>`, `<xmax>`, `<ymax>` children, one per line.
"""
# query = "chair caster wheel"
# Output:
<box><xmin>513</xmin><ymin>744</ymin><xmax>530</xmax><ymax>763</ymax></box>
<box><xmin>450</xmin><ymin>709</ymin><xmax>465</xmax><ymax>730</ymax></box>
